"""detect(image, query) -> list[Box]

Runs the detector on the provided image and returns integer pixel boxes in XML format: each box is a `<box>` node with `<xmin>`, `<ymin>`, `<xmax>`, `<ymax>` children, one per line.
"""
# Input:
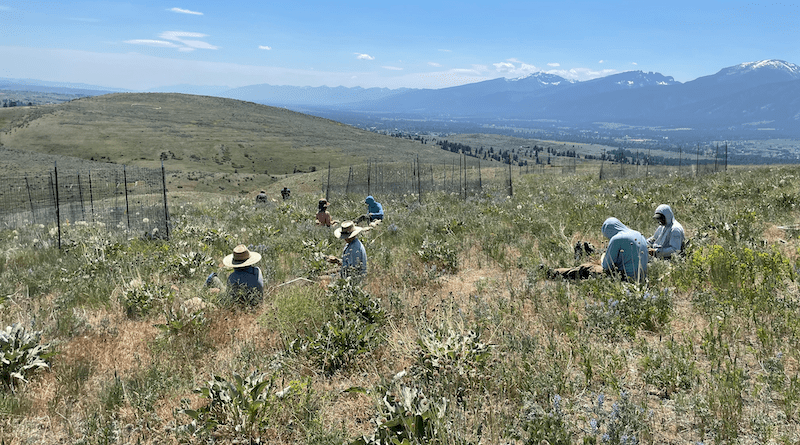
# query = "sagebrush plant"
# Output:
<box><xmin>121</xmin><ymin>282</ymin><xmax>173</xmax><ymax>319</ymax></box>
<box><xmin>0</xmin><ymin>323</ymin><xmax>53</xmax><ymax>389</ymax></box>
<box><xmin>179</xmin><ymin>370</ymin><xmax>317</xmax><ymax>443</ymax></box>
<box><xmin>350</xmin><ymin>383</ymin><xmax>453</xmax><ymax>445</ymax></box>
<box><xmin>290</xmin><ymin>279</ymin><xmax>386</xmax><ymax>374</ymax></box>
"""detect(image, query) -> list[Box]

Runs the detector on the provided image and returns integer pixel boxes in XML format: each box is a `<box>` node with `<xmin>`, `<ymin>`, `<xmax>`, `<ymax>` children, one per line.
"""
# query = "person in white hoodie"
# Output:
<box><xmin>647</xmin><ymin>204</ymin><xmax>685</xmax><ymax>259</ymax></box>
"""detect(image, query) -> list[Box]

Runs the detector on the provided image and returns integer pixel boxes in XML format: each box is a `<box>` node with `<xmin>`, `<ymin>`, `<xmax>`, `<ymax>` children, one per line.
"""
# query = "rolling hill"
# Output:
<box><xmin>0</xmin><ymin>93</ymin><xmax>467</xmax><ymax>191</ymax></box>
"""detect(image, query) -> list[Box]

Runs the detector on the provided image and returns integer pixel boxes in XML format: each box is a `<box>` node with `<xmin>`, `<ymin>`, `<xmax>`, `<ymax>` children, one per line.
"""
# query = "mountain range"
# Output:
<box><xmin>3</xmin><ymin>60</ymin><xmax>799</xmax><ymax>135</ymax></box>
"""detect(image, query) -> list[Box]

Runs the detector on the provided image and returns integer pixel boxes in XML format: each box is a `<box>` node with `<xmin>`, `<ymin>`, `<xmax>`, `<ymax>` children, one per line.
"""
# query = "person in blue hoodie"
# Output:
<box><xmin>358</xmin><ymin>195</ymin><xmax>384</xmax><ymax>223</ymax></box>
<box><xmin>549</xmin><ymin>217</ymin><xmax>648</xmax><ymax>281</ymax></box>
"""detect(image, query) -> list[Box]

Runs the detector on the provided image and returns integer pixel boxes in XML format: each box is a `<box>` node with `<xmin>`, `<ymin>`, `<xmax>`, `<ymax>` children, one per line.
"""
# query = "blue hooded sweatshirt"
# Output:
<box><xmin>364</xmin><ymin>195</ymin><xmax>384</xmax><ymax>219</ymax></box>
<box><xmin>601</xmin><ymin>217</ymin><xmax>648</xmax><ymax>281</ymax></box>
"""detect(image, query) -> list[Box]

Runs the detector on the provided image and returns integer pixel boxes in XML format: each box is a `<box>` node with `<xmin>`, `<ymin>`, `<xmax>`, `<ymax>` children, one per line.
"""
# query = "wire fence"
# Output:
<box><xmin>597</xmin><ymin>160</ymin><xmax>725</xmax><ymax>180</ymax></box>
<box><xmin>320</xmin><ymin>156</ymin><xmax>504</xmax><ymax>201</ymax></box>
<box><xmin>0</xmin><ymin>162</ymin><xmax>170</xmax><ymax>247</ymax></box>
<box><xmin>318</xmin><ymin>153</ymin><xmax>729</xmax><ymax>204</ymax></box>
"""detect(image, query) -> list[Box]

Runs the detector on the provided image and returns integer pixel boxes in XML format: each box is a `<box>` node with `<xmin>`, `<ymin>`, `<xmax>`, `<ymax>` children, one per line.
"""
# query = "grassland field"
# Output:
<box><xmin>2</xmin><ymin>93</ymin><xmax>800</xmax><ymax>444</ymax></box>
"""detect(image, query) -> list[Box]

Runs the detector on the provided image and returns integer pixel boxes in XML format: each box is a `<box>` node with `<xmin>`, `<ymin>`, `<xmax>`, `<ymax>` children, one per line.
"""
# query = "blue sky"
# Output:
<box><xmin>1</xmin><ymin>1</ymin><xmax>799</xmax><ymax>91</ymax></box>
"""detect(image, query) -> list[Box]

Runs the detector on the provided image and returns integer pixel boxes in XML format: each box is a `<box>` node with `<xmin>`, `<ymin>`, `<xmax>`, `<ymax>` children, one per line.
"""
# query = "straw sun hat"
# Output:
<box><xmin>222</xmin><ymin>244</ymin><xmax>262</xmax><ymax>268</ymax></box>
<box><xmin>334</xmin><ymin>221</ymin><xmax>364</xmax><ymax>240</ymax></box>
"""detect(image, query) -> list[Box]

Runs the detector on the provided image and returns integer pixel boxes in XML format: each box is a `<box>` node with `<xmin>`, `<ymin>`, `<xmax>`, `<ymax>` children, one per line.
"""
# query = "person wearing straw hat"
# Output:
<box><xmin>316</xmin><ymin>199</ymin><xmax>338</xmax><ymax>227</ymax></box>
<box><xmin>219</xmin><ymin>244</ymin><xmax>264</xmax><ymax>304</ymax></box>
<box><xmin>330</xmin><ymin>221</ymin><xmax>367</xmax><ymax>279</ymax></box>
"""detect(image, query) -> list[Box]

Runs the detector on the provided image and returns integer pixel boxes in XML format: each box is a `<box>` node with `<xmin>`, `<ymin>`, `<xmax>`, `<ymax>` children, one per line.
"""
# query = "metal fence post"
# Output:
<box><xmin>161</xmin><ymin>160</ymin><xmax>171</xmax><ymax>239</ymax></box>
<box><xmin>25</xmin><ymin>176</ymin><xmax>35</xmax><ymax>225</ymax></box>
<box><xmin>54</xmin><ymin>163</ymin><xmax>62</xmax><ymax>249</ymax></box>
<box><xmin>77</xmin><ymin>173</ymin><xmax>86</xmax><ymax>221</ymax></box>
<box><xmin>326</xmin><ymin>162</ymin><xmax>331</xmax><ymax>201</ymax></box>
<box><xmin>88</xmin><ymin>170</ymin><xmax>95</xmax><ymax>222</ymax></box>
<box><xmin>123</xmin><ymin>165</ymin><xmax>131</xmax><ymax>232</ymax></box>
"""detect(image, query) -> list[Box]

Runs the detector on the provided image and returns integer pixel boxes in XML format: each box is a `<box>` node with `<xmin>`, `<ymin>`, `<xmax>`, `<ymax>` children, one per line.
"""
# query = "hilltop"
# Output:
<box><xmin>0</xmin><ymin>93</ymin><xmax>466</xmax><ymax>191</ymax></box>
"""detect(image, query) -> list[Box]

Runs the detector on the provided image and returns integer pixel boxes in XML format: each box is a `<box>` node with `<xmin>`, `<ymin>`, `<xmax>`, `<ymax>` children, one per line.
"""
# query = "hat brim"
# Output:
<box><xmin>334</xmin><ymin>225</ymin><xmax>364</xmax><ymax>239</ymax></box>
<box><xmin>222</xmin><ymin>251</ymin><xmax>262</xmax><ymax>268</ymax></box>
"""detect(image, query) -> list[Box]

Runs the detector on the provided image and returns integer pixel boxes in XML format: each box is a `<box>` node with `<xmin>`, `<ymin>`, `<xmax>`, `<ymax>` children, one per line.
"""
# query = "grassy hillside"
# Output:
<box><xmin>2</xmin><ymin>165</ymin><xmax>800</xmax><ymax>444</ymax></box>
<box><xmin>0</xmin><ymin>93</ymin><xmax>468</xmax><ymax>192</ymax></box>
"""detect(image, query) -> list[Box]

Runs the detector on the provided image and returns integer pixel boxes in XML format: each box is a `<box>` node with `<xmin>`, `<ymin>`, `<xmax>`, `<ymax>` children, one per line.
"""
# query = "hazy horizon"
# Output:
<box><xmin>1</xmin><ymin>1</ymin><xmax>799</xmax><ymax>91</ymax></box>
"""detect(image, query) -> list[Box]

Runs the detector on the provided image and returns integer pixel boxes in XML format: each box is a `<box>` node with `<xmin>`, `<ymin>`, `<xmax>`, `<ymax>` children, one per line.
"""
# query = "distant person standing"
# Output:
<box><xmin>316</xmin><ymin>199</ymin><xmax>338</xmax><ymax>227</ymax></box>
<box><xmin>281</xmin><ymin>187</ymin><xmax>291</xmax><ymax>200</ymax></box>
<box><xmin>255</xmin><ymin>190</ymin><xmax>268</xmax><ymax>203</ymax></box>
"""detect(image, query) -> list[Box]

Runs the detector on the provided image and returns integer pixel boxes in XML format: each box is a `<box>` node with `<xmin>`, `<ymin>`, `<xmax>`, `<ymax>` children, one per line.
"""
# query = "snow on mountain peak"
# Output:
<box><xmin>729</xmin><ymin>59</ymin><xmax>800</xmax><ymax>76</ymax></box>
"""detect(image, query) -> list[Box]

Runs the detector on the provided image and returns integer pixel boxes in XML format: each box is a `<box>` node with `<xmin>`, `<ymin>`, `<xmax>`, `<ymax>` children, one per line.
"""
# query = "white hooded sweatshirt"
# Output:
<box><xmin>648</xmin><ymin>204</ymin><xmax>685</xmax><ymax>259</ymax></box>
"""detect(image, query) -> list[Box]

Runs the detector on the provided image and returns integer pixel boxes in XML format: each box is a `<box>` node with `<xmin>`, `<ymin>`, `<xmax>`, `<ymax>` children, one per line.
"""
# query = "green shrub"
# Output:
<box><xmin>418</xmin><ymin>238</ymin><xmax>459</xmax><ymax>274</ymax></box>
<box><xmin>179</xmin><ymin>371</ymin><xmax>316</xmax><ymax>443</ymax></box>
<box><xmin>121</xmin><ymin>282</ymin><xmax>172</xmax><ymax>319</ymax></box>
<box><xmin>291</xmin><ymin>316</ymin><xmax>381</xmax><ymax>375</ymax></box>
<box><xmin>350</xmin><ymin>385</ymin><xmax>452</xmax><ymax>445</ymax></box>
<box><xmin>0</xmin><ymin>323</ymin><xmax>54</xmax><ymax>390</ymax></box>
<box><xmin>520</xmin><ymin>394</ymin><xmax>571</xmax><ymax>445</ymax></box>
<box><xmin>639</xmin><ymin>338</ymin><xmax>698</xmax><ymax>398</ymax></box>
<box><xmin>584</xmin><ymin>284</ymin><xmax>672</xmax><ymax>338</ymax></box>
<box><xmin>180</xmin><ymin>370</ymin><xmax>276</xmax><ymax>441</ymax></box>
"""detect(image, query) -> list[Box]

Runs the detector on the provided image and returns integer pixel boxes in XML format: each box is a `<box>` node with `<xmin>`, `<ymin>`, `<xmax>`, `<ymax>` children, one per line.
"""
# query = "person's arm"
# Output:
<box><xmin>359</xmin><ymin>244</ymin><xmax>367</xmax><ymax>275</ymax></box>
<box><xmin>601</xmin><ymin>239</ymin><xmax>623</xmax><ymax>272</ymax></box>
<box><xmin>656</xmin><ymin>228</ymin><xmax>683</xmax><ymax>258</ymax></box>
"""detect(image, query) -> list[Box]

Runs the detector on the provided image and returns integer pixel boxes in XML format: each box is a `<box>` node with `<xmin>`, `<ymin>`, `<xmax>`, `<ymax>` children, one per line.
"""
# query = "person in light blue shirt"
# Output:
<box><xmin>333</xmin><ymin>221</ymin><xmax>367</xmax><ymax>279</ymax></box>
<box><xmin>548</xmin><ymin>217</ymin><xmax>648</xmax><ymax>281</ymax></box>
<box><xmin>600</xmin><ymin>217</ymin><xmax>649</xmax><ymax>281</ymax></box>
<box><xmin>364</xmin><ymin>195</ymin><xmax>384</xmax><ymax>221</ymax></box>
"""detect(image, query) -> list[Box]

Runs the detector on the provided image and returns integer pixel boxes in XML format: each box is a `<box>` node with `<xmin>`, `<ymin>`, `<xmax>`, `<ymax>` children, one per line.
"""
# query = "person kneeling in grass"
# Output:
<box><xmin>327</xmin><ymin>221</ymin><xmax>368</xmax><ymax>280</ymax></box>
<box><xmin>549</xmin><ymin>217</ymin><xmax>648</xmax><ymax>282</ymax></box>
<box><xmin>648</xmin><ymin>204</ymin><xmax>685</xmax><ymax>259</ymax></box>
<box><xmin>206</xmin><ymin>244</ymin><xmax>264</xmax><ymax>305</ymax></box>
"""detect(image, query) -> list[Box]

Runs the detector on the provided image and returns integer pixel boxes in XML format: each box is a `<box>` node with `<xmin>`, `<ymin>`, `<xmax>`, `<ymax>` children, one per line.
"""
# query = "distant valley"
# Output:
<box><xmin>2</xmin><ymin>59</ymin><xmax>800</xmax><ymax>164</ymax></box>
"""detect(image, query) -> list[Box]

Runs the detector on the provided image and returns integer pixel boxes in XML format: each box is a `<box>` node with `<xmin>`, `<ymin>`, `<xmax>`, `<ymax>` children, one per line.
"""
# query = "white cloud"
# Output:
<box><xmin>548</xmin><ymin>62</ymin><xmax>560</xmax><ymax>67</ymax></box>
<box><xmin>599</xmin><ymin>60</ymin><xmax>605</xmax><ymax>64</ymax></box>
<box><xmin>382</xmin><ymin>66</ymin><xmax>403</xmax><ymax>71</ymax></box>
<box><xmin>259</xmin><ymin>45</ymin><xmax>272</xmax><ymax>50</ymax></box>
<box><xmin>160</xmin><ymin>31</ymin><xmax>207</xmax><ymax>41</ymax></box>
<box><xmin>451</xmin><ymin>64</ymin><xmax>489</xmax><ymax>76</ymax></box>
<box><xmin>125</xmin><ymin>31</ymin><xmax>218</xmax><ymax>51</ymax></box>
<box><xmin>438</xmin><ymin>49</ymin><xmax>452</xmax><ymax>52</ymax></box>
<box><xmin>428</xmin><ymin>62</ymin><xmax>441</xmax><ymax>67</ymax></box>
<box><xmin>493</xmin><ymin>62</ymin><xmax>516</xmax><ymax>72</ymax></box>
<box><xmin>179</xmin><ymin>39</ymin><xmax>218</xmax><ymax>50</ymax></box>
<box><xmin>631</xmin><ymin>62</ymin><xmax>638</xmax><ymax>65</ymax></box>
<box><xmin>169</xmin><ymin>7</ymin><xmax>203</xmax><ymax>15</ymax></box>
<box><xmin>492</xmin><ymin>59</ymin><xmax>540</xmax><ymax>77</ymax></box>
<box><xmin>124</xmin><ymin>39</ymin><xmax>180</xmax><ymax>48</ymax></box>
<box><xmin>355</xmin><ymin>53</ymin><xmax>375</xmax><ymax>60</ymax></box>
